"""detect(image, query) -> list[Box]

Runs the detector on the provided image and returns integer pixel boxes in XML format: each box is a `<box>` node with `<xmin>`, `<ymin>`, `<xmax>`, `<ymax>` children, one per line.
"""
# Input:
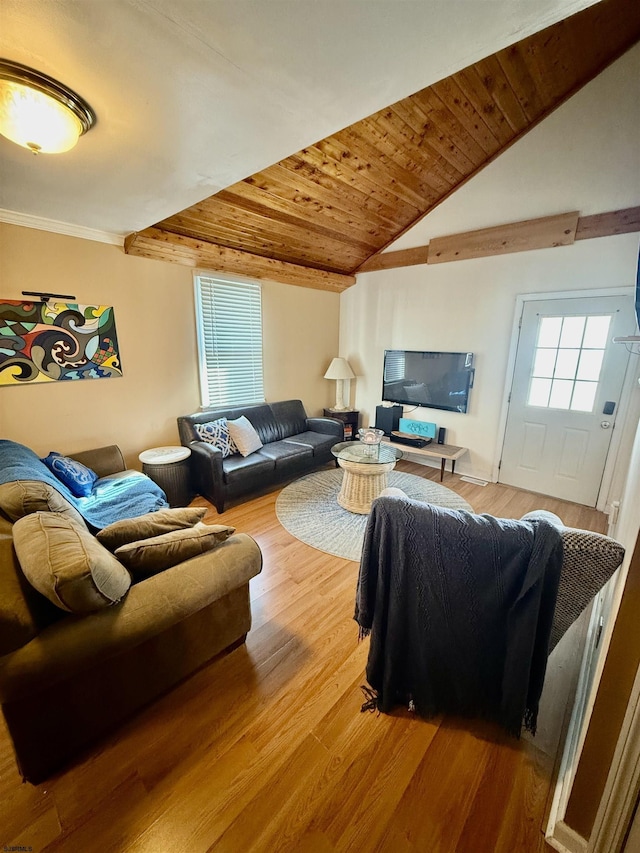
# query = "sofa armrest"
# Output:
<box><xmin>0</xmin><ymin>533</ymin><xmax>262</xmax><ymax>702</ymax></box>
<box><xmin>68</xmin><ymin>445</ymin><xmax>126</xmax><ymax>478</ymax></box>
<box><xmin>306</xmin><ymin>417</ymin><xmax>345</xmax><ymax>439</ymax></box>
<box><xmin>189</xmin><ymin>440</ymin><xmax>225</xmax><ymax>508</ymax></box>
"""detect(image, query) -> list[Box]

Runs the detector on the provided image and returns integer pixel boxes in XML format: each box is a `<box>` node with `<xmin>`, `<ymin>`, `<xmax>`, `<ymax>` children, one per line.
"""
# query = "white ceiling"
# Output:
<box><xmin>0</xmin><ymin>0</ymin><xmax>600</xmax><ymax>238</ymax></box>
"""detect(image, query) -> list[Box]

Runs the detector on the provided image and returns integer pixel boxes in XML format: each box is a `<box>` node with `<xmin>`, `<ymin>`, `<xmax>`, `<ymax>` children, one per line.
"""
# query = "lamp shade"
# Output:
<box><xmin>324</xmin><ymin>357</ymin><xmax>355</xmax><ymax>380</ymax></box>
<box><xmin>0</xmin><ymin>60</ymin><xmax>95</xmax><ymax>154</ymax></box>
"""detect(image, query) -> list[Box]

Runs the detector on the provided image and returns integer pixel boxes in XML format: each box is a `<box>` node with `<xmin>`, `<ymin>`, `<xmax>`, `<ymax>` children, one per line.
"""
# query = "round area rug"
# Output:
<box><xmin>276</xmin><ymin>468</ymin><xmax>472</xmax><ymax>562</ymax></box>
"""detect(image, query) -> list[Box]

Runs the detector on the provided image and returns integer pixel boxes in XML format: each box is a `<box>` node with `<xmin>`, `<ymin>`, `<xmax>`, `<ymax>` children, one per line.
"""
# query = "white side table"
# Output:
<box><xmin>138</xmin><ymin>446</ymin><xmax>192</xmax><ymax>508</ymax></box>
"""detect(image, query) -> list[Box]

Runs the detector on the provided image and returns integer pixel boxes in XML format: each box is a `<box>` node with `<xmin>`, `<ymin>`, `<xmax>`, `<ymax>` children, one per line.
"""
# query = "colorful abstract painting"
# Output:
<box><xmin>0</xmin><ymin>301</ymin><xmax>122</xmax><ymax>385</ymax></box>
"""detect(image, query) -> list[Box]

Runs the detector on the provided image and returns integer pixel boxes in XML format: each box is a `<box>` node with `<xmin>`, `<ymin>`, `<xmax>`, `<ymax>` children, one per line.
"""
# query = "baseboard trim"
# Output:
<box><xmin>547</xmin><ymin>820</ymin><xmax>588</xmax><ymax>853</ymax></box>
<box><xmin>460</xmin><ymin>476</ymin><xmax>488</xmax><ymax>486</ymax></box>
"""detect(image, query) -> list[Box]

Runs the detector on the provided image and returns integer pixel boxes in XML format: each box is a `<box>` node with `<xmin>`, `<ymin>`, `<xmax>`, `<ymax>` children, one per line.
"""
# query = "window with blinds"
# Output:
<box><xmin>194</xmin><ymin>275</ymin><xmax>265</xmax><ymax>407</ymax></box>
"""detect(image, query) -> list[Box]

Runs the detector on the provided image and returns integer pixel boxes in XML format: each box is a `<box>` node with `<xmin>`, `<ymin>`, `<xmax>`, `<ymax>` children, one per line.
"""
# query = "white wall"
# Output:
<box><xmin>341</xmin><ymin>44</ymin><xmax>640</xmax><ymax>484</ymax></box>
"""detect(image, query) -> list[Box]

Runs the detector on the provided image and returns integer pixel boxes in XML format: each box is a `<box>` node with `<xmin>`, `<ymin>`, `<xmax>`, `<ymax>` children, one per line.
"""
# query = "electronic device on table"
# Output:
<box><xmin>390</xmin><ymin>431</ymin><xmax>432</xmax><ymax>448</ymax></box>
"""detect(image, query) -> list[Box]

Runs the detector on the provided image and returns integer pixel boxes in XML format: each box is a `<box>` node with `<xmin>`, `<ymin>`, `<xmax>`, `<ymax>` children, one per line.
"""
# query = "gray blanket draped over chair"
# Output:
<box><xmin>354</xmin><ymin>496</ymin><xmax>564</xmax><ymax>735</ymax></box>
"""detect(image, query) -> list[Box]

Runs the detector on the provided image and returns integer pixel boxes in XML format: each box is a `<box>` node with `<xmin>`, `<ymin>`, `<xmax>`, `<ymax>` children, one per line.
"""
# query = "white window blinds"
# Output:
<box><xmin>195</xmin><ymin>275</ymin><xmax>265</xmax><ymax>407</ymax></box>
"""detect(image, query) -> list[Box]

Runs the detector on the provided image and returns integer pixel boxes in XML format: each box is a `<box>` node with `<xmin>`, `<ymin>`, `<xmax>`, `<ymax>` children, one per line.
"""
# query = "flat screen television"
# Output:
<box><xmin>382</xmin><ymin>350</ymin><xmax>474</xmax><ymax>414</ymax></box>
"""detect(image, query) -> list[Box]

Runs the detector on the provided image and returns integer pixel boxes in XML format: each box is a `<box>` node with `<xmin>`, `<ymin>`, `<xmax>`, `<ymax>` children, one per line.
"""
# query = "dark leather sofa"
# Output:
<box><xmin>178</xmin><ymin>400</ymin><xmax>344</xmax><ymax>512</ymax></box>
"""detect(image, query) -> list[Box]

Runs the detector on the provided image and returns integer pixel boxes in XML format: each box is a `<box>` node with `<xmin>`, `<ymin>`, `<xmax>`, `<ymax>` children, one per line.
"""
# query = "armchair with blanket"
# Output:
<box><xmin>355</xmin><ymin>493</ymin><xmax>625</xmax><ymax>735</ymax></box>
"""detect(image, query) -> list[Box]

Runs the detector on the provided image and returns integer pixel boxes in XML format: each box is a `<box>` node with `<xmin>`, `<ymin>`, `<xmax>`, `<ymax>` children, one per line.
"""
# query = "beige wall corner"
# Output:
<box><xmin>0</xmin><ymin>224</ymin><xmax>340</xmax><ymax>467</ymax></box>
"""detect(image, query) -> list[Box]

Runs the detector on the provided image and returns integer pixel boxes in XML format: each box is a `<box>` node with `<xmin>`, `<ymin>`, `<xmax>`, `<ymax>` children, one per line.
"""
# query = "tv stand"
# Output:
<box><xmin>381</xmin><ymin>436</ymin><xmax>467</xmax><ymax>481</ymax></box>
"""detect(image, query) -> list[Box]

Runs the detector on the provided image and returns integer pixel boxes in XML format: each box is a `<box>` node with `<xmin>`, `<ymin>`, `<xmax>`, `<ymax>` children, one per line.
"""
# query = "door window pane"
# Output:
<box><xmin>527</xmin><ymin>313</ymin><xmax>611</xmax><ymax>412</ymax></box>
<box><xmin>554</xmin><ymin>349</ymin><xmax>580</xmax><ymax>379</ymax></box>
<box><xmin>571</xmin><ymin>381</ymin><xmax>598</xmax><ymax>412</ymax></box>
<box><xmin>532</xmin><ymin>348</ymin><xmax>557</xmax><ymax>378</ymax></box>
<box><xmin>559</xmin><ymin>316</ymin><xmax>586</xmax><ymax>348</ymax></box>
<box><xmin>583</xmin><ymin>315</ymin><xmax>611</xmax><ymax>349</ymax></box>
<box><xmin>549</xmin><ymin>379</ymin><xmax>573</xmax><ymax>408</ymax></box>
<box><xmin>577</xmin><ymin>349</ymin><xmax>605</xmax><ymax>382</ymax></box>
<box><xmin>538</xmin><ymin>317</ymin><xmax>562</xmax><ymax>348</ymax></box>
<box><xmin>528</xmin><ymin>377</ymin><xmax>552</xmax><ymax>407</ymax></box>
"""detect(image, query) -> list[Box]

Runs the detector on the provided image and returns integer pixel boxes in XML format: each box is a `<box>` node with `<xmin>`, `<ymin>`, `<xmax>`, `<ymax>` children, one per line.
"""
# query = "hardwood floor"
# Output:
<box><xmin>0</xmin><ymin>461</ymin><xmax>607</xmax><ymax>853</ymax></box>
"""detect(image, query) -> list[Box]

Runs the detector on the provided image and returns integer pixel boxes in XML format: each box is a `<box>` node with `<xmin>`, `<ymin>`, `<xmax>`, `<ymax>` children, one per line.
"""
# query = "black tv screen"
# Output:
<box><xmin>382</xmin><ymin>350</ymin><xmax>474</xmax><ymax>414</ymax></box>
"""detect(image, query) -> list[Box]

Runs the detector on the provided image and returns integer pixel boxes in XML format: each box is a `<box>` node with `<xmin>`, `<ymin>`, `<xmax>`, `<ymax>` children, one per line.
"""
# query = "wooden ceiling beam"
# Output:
<box><xmin>358</xmin><ymin>246</ymin><xmax>430</xmax><ymax>273</ymax></box>
<box><xmin>428</xmin><ymin>211</ymin><xmax>579</xmax><ymax>264</ymax></box>
<box><xmin>124</xmin><ymin>228</ymin><xmax>355</xmax><ymax>292</ymax></box>
<box><xmin>575</xmin><ymin>207</ymin><xmax>640</xmax><ymax>241</ymax></box>
<box><xmin>356</xmin><ymin>206</ymin><xmax>640</xmax><ymax>273</ymax></box>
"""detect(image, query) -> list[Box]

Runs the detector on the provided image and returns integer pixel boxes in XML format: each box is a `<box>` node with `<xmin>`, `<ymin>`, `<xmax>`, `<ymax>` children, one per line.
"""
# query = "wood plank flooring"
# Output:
<box><xmin>0</xmin><ymin>461</ymin><xmax>607</xmax><ymax>853</ymax></box>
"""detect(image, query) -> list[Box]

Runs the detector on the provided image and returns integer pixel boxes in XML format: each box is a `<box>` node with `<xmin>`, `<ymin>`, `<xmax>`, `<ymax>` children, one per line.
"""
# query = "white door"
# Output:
<box><xmin>499</xmin><ymin>295</ymin><xmax>633</xmax><ymax>505</ymax></box>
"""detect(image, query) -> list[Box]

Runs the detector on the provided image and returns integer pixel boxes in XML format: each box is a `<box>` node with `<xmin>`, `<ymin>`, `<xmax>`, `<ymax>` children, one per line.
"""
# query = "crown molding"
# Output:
<box><xmin>0</xmin><ymin>209</ymin><xmax>124</xmax><ymax>246</ymax></box>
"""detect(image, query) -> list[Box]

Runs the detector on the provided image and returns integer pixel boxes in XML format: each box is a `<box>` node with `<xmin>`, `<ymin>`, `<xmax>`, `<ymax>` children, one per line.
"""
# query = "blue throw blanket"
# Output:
<box><xmin>355</xmin><ymin>496</ymin><xmax>563</xmax><ymax>736</ymax></box>
<box><xmin>0</xmin><ymin>439</ymin><xmax>168</xmax><ymax>529</ymax></box>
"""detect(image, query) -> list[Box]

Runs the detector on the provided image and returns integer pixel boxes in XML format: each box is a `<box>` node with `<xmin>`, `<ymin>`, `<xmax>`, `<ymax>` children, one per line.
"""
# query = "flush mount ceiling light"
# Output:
<box><xmin>0</xmin><ymin>59</ymin><xmax>95</xmax><ymax>154</ymax></box>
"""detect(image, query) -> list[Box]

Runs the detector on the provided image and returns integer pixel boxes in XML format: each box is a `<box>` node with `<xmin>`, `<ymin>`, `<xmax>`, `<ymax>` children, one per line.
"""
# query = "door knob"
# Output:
<box><xmin>601</xmin><ymin>421</ymin><xmax>612</xmax><ymax>429</ymax></box>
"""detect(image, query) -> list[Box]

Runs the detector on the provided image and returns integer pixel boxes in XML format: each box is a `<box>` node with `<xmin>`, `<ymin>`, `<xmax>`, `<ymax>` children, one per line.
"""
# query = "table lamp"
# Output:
<box><xmin>324</xmin><ymin>357</ymin><xmax>355</xmax><ymax>411</ymax></box>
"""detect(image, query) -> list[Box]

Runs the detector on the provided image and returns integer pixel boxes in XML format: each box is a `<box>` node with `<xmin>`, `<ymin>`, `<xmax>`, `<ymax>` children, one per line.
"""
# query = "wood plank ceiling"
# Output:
<box><xmin>125</xmin><ymin>0</ymin><xmax>640</xmax><ymax>292</ymax></box>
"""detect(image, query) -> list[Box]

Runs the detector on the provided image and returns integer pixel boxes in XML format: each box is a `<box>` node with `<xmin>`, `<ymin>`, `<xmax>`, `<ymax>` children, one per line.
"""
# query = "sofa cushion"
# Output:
<box><xmin>97</xmin><ymin>507</ymin><xmax>207</xmax><ymax>551</ymax></box>
<box><xmin>194</xmin><ymin>418</ymin><xmax>238</xmax><ymax>458</ymax></box>
<box><xmin>269</xmin><ymin>400</ymin><xmax>308</xmax><ymax>440</ymax></box>
<box><xmin>283</xmin><ymin>431</ymin><xmax>337</xmax><ymax>455</ymax></box>
<box><xmin>41</xmin><ymin>452</ymin><xmax>98</xmax><ymax>498</ymax></box>
<box><xmin>258</xmin><ymin>440</ymin><xmax>313</xmax><ymax>471</ymax></box>
<box><xmin>227</xmin><ymin>416</ymin><xmax>263</xmax><ymax>457</ymax></box>
<box><xmin>13</xmin><ymin>512</ymin><xmax>131</xmax><ymax>613</ymax></box>
<box><xmin>222</xmin><ymin>452</ymin><xmax>275</xmax><ymax>485</ymax></box>
<box><xmin>115</xmin><ymin>522</ymin><xmax>235</xmax><ymax>577</ymax></box>
<box><xmin>0</xmin><ymin>480</ymin><xmax>86</xmax><ymax>527</ymax></box>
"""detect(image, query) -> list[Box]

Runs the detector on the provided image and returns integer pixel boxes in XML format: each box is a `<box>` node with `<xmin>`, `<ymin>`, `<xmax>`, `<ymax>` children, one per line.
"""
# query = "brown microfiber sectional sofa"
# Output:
<box><xmin>0</xmin><ymin>445</ymin><xmax>262</xmax><ymax>782</ymax></box>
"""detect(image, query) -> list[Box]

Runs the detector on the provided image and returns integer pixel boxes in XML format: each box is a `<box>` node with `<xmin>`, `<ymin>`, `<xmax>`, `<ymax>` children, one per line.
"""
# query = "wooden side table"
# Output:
<box><xmin>381</xmin><ymin>436</ymin><xmax>468</xmax><ymax>481</ymax></box>
<box><xmin>138</xmin><ymin>446</ymin><xmax>192</xmax><ymax>507</ymax></box>
<box><xmin>323</xmin><ymin>409</ymin><xmax>359</xmax><ymax>441</ymax></box>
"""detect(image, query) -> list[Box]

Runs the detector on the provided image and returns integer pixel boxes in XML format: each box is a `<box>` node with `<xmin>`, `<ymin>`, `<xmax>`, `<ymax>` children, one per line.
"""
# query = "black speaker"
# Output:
<box><xmin>437</xmin><ymin>427</ymin><xmax>446</xmax><ymax>445</ymax></box>
<box><xmin>375</xmin><ymin>405</ymin><xmax>403</xmax><ymax>436</ymax></box>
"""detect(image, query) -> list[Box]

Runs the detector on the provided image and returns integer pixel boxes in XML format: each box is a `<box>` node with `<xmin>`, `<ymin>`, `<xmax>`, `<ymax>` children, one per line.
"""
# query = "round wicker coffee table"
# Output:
<box><xmin>331</xmin><ymin>441</ymin><xmax>403</xmax><ymax>514</ymax></box>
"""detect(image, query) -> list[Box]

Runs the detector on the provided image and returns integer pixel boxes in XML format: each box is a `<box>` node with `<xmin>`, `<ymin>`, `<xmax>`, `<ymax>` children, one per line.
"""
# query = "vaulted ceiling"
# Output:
<box><xmin>125</xmin><ymin>0</ymin><xmax>640</xmax><ymax>292</ymax></box>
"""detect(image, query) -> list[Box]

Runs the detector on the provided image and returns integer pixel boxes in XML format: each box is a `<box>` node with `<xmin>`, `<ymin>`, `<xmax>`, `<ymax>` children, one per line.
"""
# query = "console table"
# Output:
<box><xmin>382</xmin><ymin>437</ymin><xmax>467</xmax><ymax>481</ymax></box>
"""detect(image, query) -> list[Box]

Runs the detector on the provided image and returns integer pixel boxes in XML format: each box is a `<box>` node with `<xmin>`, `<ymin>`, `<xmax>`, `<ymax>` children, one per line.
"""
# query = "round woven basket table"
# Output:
<box><xmin>331</xmin><ymin>440</ymin><xmax>403</xmax><ymax>514</ymax></box>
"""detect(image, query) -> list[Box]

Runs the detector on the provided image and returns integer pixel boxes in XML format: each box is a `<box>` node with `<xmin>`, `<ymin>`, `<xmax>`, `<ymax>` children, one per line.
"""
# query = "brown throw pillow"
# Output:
<box><xmin>13</xmin><ymin>512</ymin><xmax>131</xmax><ymax>613</ymax></box>
<box><xmin>97</xmin><ymin>506</ymin><xmax>207</xmax><ymax>551</ymax></box>
<box><xmin>0</xmin><ymin>480</ymin><xmax>86</xmax><ymax>527</ymax></box>
<box><xmin>115</xmin><ymin>522</ymin><xmax>235</xmax><ymax>578</ymax></box>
